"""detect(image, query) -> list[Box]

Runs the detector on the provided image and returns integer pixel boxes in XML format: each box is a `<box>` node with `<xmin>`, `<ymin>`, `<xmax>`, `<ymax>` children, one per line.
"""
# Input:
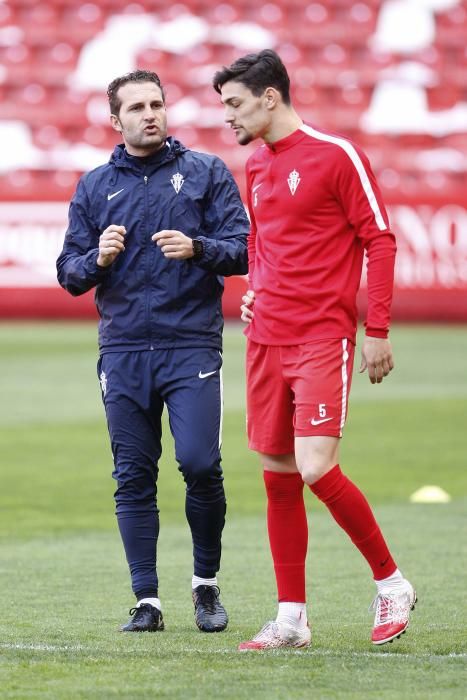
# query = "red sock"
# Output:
<box><xmin>263</xmin><ymin>470</ymin><xmax>308</xmax><ymax>602</ymax></box>
<box><xmin>309</xmin><ymin>465</ymin><xmax>396</xmax><ymax>580</ymax></box>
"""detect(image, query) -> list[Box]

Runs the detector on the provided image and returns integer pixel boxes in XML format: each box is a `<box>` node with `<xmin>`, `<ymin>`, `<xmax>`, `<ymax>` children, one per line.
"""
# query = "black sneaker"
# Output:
<box><xmin>120</xmin><ymin>604</ymin><xmax>164</xmax><ymax>632</ymax></box>
<box><xmin>192</xmin><ymin>585</ymin><xmax>228</xmax><ymax>632</ymax></box>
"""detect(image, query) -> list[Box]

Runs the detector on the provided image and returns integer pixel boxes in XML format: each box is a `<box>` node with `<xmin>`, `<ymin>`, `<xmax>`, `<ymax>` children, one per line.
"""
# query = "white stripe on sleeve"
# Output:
<box><xmin>339</xmin><ymin>339</ymin><xmax>349</xmax><ymax>437</ymax></box>
<box><xmin>300</xmin><ymin>124</ymin><xmax>387</xmax><ymax>231</ymax></box>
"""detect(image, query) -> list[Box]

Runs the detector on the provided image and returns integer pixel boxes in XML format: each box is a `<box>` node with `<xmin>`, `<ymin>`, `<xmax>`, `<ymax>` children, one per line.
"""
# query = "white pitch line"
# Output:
<box><xmin>1</xmin><ymin>643</ymin><xmax>86</xmax><ymax>652</ymax></box>
<box><xmin>0</xmin><ymin>643</ymin><xmax>466</xmax><ymax>659</ymax></box>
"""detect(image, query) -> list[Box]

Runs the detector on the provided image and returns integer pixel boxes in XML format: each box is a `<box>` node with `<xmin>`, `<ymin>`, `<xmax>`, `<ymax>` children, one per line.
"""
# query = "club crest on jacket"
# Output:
<box><xmin>171</xmin><ymin>173</ymin><xmax>184</xmax><ymax>193</ymax></box>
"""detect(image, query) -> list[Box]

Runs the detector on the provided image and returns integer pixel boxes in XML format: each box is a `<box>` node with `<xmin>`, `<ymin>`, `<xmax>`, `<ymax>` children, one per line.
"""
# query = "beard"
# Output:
<box><xmin>235</xmin><ymin>128</ymin><xmax>253</xmax><ymax>146</ymax></box>
<box><xmin>125</xmin><ymin>128</ymin><xmax>167</xmax><ymax>156</ymax></box>
<box><xmin>140</xmin><ymin>131</ymin><xmax>166</xmax><ymax>148</ymax></box>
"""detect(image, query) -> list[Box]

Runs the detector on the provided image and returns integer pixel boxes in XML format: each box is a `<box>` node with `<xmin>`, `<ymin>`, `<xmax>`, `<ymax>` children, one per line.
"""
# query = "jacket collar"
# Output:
<box><xmin>266</xmin><ymin>127</ymin><xmax>307</xmax><ymax>153</ymax></box>
<box><xmin>110</xmin><ymin>136</ymin><xmax>186</xmax><ymax>171</ymax></box>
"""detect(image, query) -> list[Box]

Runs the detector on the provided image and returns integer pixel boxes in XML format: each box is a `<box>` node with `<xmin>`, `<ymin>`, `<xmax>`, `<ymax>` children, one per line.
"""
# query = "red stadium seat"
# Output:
<box><xmin>202</xmin><ymin>3</ymin><xmax>241</xmax><ymax>24</ymax></box>
<box><xmin>17</xmin><ymin>4</ymin><xmax>62</xmax><ymax>46</ymax></box>
<box><xmin>426</xmin><ymin>85</ymin><xmax>463</xmax><ymax>111</ymax></box>
<box><xmin>0</xmin><ymin>42</ymin><xmax>34</xmax><ymax>83</ymax></box>
<box><xmin>435</xmin><ymin>3</ymin><xmax>467</xmax><ymax>47</ymax></box>
<box><xmin>61</xmin><ymin>4</ymin><xmax>106</xmax><ymax>44</ymax></box>
<box><xmin>0</xmin><ymin>2</ymin><xmax>17</xmax><ymax>26</ymax></box>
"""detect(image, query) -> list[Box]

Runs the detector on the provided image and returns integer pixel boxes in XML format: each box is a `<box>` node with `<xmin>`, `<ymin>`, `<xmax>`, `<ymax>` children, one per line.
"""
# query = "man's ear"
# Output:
<box><xmin>264</xmin><ymin>88</ymin><xmax>279</xmax><ymax>110</ymax></box>
<box><xmin>110</xmin><ymin>114</ymin><xmax>122</xmax><ymax>133</ymax></box>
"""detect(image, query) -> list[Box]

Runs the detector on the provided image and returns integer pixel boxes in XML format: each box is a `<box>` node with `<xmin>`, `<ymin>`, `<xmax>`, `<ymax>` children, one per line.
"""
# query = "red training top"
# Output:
<box><xmin>245</xmin><ymin>124</ymin><xmax>396</xmax><ymax>345</ymax></box>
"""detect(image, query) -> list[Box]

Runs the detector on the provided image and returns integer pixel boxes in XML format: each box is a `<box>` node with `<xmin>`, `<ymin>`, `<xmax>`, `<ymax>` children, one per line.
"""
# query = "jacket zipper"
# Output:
<box><xmin>143</xmin><ymin>174</ymin><xmax>154</xmax><ymax>350</ymax></box>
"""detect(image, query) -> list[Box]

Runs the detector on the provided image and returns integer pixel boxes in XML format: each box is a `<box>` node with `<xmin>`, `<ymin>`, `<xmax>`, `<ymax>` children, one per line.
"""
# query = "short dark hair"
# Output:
<box><xmin>212</xmin><ymin>49</ymin><xmax>291</xmax><ymax>105</ymax></box>
<box><xmin>107</xmin><ymin>69</ymin><xmax>165</xmax><ymax>116</ymax></box>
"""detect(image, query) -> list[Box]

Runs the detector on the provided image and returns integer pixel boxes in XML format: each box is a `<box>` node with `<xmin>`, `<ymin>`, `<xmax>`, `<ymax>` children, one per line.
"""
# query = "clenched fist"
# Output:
<box><xmin>97</xmin><ymin>225</ymin><xmax>126</xmax><ymax>267</ymax></box>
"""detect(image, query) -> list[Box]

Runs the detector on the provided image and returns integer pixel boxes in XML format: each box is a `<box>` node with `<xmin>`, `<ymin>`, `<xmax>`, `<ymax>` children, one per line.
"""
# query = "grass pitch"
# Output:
<box><xmin>0</xmin><ymin>322</ymin><xmax>466</xmax><ymax>699</ymax></box>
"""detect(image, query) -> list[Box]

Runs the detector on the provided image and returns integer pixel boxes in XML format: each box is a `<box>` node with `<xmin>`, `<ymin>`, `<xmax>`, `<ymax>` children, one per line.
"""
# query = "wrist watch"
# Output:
<box><xmin>192</xmin><ymin>238</ymin><xmax>204</xmax><ymax>260</ymax></box>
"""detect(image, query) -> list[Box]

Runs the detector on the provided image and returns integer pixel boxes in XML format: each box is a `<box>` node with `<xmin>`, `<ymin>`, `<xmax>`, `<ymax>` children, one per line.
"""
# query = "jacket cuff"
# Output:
<box><xmin>364</xmin><ymin>327</ymin><xmax>389</xmax><ymax>339</ymax></box>
<box><xmin>84</xmin><ymin>249</ymin><xmax>112</xmax><ymax>279</ymax></box>
<box><xmin>192</xmin><ymin>236</ymin><xmax>215</xmax><ymax>265</ymax></box>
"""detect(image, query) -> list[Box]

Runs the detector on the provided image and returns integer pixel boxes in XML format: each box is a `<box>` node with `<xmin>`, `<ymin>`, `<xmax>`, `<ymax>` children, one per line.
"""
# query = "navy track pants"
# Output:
<box><xmin>97</xmin><ymin>347</ymin><xmax>226</xmax><ymax>600</ymax></box>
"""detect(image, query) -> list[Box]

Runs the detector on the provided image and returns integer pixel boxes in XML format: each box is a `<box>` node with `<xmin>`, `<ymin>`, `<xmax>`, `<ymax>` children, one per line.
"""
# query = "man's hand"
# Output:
<box><xmin>359</xmin><ymin>336</ymin><xmax>394</xmax><ymax>384</ymax></box>
<box><xmin>97</xmin><ymin>225</ymin><xmax>126</xmax><ymax>267</ymax></box>
<box><xmin>152</xmin><ymin>230</ymin><xmax>194</xmax><ymax>259</ymax></box>
<box><xmin>240</xmin><ymin>289</ymin><xmax>255</xmax><ymax>323</ymax></box>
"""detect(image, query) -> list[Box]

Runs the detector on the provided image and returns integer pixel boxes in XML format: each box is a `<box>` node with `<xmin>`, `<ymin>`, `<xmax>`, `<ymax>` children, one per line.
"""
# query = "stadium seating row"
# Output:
<box><xmin>1</xmin><ymin>0</ymin><xmax>466</xmax><ymax>201</ymax></box>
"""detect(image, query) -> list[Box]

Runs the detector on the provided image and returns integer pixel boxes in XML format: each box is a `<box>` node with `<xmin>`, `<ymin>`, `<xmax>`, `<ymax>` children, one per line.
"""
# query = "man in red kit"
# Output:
<box><xmin>213</xmin><ymin>50</ymin><xmax>416</xmax><ymax>650</ymax></box>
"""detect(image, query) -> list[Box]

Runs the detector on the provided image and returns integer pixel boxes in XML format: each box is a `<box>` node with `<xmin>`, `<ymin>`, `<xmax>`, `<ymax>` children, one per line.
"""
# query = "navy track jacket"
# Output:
<box><xmin>57</xmin><ymin>138</ymin><xmax>249</xmax><ymax>352</ymax></box>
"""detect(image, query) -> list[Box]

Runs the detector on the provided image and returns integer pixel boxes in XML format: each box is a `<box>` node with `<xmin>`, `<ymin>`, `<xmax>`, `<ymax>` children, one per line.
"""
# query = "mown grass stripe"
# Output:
<box><xmin>2</xmin><ymin>643</ymin><xmax>466</xmax><ymax>660</ymax></box>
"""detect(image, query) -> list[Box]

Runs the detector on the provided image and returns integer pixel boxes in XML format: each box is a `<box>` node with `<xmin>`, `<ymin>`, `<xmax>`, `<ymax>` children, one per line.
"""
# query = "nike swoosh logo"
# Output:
<box><xmin>198</xmin><ymin>370</ymin><xmax>217</xmax><ymax>379</ymax></box>
<box><xmin>252</xmin><ymin>183</ymin><xmax>263</xmax><ymax>193</ymax></box>
<box><xmin>107</xmin><ymin>188</ymin><xmax>125</xmax><ymax>201</ymax></box>
<box><xmin>310</xmin><ymin>417</ymin><xmax>333</xmax><ymax>426</ymax></box>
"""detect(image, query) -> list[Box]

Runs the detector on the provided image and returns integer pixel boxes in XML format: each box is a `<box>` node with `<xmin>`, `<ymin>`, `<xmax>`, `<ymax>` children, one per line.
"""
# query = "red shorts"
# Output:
<box><xmin>246</xmin><ymin>338</ymin><xmax>355</xmax><ymax>454</ymax></box>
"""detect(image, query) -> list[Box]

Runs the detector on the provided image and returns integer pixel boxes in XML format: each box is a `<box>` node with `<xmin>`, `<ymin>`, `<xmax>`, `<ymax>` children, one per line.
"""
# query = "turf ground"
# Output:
<box><xmin>0</xmin><ymin>322</ymin><xmax>466</xmax><ymax>699</ymax></box>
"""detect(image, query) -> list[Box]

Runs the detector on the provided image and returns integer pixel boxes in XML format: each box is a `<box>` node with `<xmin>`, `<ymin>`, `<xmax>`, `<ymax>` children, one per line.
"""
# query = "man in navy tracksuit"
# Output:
<box><xmin>56</xmin><ymin>69</ymin><xmax>249</xmax><ymax>634</ymax></box>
